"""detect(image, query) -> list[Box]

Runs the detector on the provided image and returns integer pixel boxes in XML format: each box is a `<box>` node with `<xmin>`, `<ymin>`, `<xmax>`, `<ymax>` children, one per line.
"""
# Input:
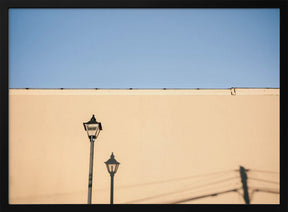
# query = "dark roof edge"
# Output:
<box><xmin>9</xmin><ymin>87</ymin><xmax>280</xmax><ymax>90</ymax></box>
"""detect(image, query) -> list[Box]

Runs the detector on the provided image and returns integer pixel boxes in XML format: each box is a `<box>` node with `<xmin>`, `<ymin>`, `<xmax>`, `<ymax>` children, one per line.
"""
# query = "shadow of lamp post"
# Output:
<box><xmin>105</xmin><ymin>152</ymin><xmax>120</xmax><ymax>204</ymax></box>
<box><xmin>83</xmin><ymin>115</ymin><xmax>102</xmax><ymax>204</ymax></box>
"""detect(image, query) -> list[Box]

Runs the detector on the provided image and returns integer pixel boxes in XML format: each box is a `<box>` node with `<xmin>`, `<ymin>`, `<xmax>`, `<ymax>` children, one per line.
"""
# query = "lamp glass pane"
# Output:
<box><xmin>85</xmin><ymin>123</ymin><xmax>98</xmax><ymax>137</ymax></box>
<box><xmin>108</xmin><ymin>164</ymin><xmax>116</xmax><ymax>173</ymax></box>
<box><xmin>114</xmin><ymin>164</ymin><xmax>119</xmax><ymax>173</ymax></box>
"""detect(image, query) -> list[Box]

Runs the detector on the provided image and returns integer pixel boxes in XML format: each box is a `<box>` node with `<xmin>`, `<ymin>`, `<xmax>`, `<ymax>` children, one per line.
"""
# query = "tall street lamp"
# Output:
<box><xmin>105</xmin><ymin>152</ymin><xmax>120</xmax><ymax>204</ymax></box>
<box><xmin>83</xmin><ymin>115</ymin><xmax>102</xmax><ymax>204</ymax></box>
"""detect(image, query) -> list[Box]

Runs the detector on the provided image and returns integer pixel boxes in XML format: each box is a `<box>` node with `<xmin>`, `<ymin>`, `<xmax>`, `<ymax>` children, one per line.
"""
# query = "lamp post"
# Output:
<box><xmin>105</xmin><ymin>153</ymin><xmax>120</xmax><ymax>204</ymax></box>
<box><xmin>83</xmin><ymin>115</ymin><xmax>102</xmax><ymax>204</ymax></box>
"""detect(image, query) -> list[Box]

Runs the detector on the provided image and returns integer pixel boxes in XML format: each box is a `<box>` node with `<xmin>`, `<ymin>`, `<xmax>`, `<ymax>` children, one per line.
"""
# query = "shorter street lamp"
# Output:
<box><xmin>105</xmin><ymin>153</ymin><xmax>120</xmax><ymax>204</ymax></box>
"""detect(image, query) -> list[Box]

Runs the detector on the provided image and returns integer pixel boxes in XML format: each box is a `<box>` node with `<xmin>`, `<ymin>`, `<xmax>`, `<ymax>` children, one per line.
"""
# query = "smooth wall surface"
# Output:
<box><xmin>9</xmin><ymin>88</ymin><xmax>279</xmax><ymax>204</ymax></box>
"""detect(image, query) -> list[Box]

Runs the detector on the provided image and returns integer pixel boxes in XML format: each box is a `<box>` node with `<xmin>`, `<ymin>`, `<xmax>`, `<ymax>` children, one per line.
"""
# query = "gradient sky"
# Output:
<box><xmin>9</xmin><ymin>9</ymin><xmax>279</xmax><ymax>89</ymax></box>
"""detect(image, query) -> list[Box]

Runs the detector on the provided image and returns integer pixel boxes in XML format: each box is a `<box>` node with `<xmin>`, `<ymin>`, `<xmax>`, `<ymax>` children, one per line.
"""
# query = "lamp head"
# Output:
<box><xmin>105</xmin><ymin>152</ymin><xmax>120</xmax><ymax>175</ymax></box>
<box><xmin>83</xmin><ymin>115</ymin><xmax>102</xmax><ymax>140</ymax></box>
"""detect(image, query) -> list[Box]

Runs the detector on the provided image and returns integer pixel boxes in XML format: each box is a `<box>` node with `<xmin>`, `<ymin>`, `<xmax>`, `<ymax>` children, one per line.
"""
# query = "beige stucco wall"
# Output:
<box><xmin>9</xmin><ymin>88</ymin><xmax>279</xmax><ymax>204</ymax></box>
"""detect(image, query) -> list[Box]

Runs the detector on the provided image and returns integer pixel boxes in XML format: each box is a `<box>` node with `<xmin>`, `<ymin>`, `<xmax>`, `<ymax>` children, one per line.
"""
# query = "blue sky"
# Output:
<box><xmin>9</xmin><ymin>9</ymin><xmax>279</xmax><ymax>88</ymax></box>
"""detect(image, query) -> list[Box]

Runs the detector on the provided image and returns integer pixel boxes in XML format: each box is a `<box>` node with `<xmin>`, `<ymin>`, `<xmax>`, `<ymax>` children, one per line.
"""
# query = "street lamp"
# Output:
<box><xmin>83</xmin><ymin>114</ymin><xmax>102</xmax><ymax>204</ymax></box>
<box><xmin>105</xmin><ymin>152</ymin><xmax>120</xmax><ymax>204</ymax></box>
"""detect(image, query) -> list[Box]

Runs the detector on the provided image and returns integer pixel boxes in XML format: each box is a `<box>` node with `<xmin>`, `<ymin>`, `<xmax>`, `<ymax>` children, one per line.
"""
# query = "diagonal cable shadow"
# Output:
<box><xmin>12</xmin><ymin>170</ymin><xmax>237</xmax><ymax>201</ymax></box>
<box><xmin>117</xmin><ymin>169</ymin><xmax>236</xmax><ymax>190</ymax></box>
<box><xmin>248</xmin><ymin>177</ymin><xmax>279</xmax><ymax>185</ymax></box>
<box><xmin>168</xmin><ymin>188</ymin><xmax>240</xmax><ymax>204</ymax></box>
<box><xmin>123</xmin><ymin>176</ymin><xmax>238</xmax><ymax>203</ymax></box>
<box><xmin>249</xmin><ymin>169</ymin><xmax>279</xmax><ymax>174</ymax></box>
